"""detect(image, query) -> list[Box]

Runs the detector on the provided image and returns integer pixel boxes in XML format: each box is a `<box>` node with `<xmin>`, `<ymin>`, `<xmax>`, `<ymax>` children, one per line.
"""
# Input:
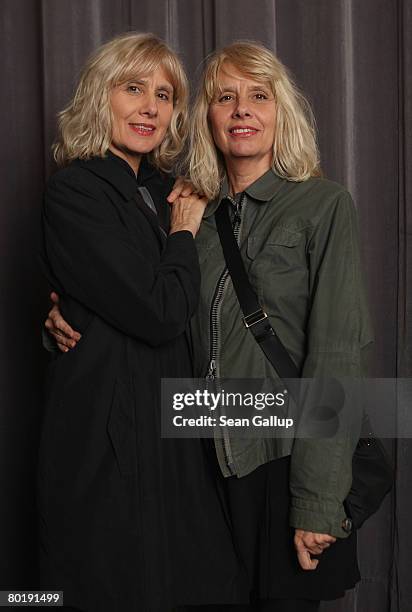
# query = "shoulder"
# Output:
<box><xmin>44</xmin><ymin>161</ymin><xmax>120</xmax><ymax>224</ymax></box>
<box><xmin>307</xmin><ymin>179</ymin><xmax>357</xmax><ymax>230</ymax></box>
<box><xmin>283</xmin><ymin>176</ymin><xmax>356</xmax><ymax>226</ymax></box>
<box><xmin>46</xmin><ymin>161</ymin><xmax>101</xmax><ymax>197</ymax></box>
<box><xmin>294</xmin><ymin>176</ymin><xmax>352</xmax><ymax>207</ymax></box>
<box><xmin>268</xmin><ymin>176</ymin><xmax>359</xmax><ymax>241</ymax></box>
<box><xmin>299</xmin><ymin>179</ymin><xmax>359</xmax><ymax>247</ymax></box>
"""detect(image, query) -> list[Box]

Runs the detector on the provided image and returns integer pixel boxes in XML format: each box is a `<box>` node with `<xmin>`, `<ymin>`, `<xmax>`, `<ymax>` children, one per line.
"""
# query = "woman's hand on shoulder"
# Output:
<box><xmin>294</xmin><ymin>529</ymin><xmax>336</xmax><ymax>571</ymax></box>
<box><xmin>167</xmin><ymin>176</ymin><xmax>198</xmax><ymax>203</ymax></box>
<box><xmin>169</xmin><ymin>193</ymin><xmax>208</xmax><ymax>238</ymax></box>
<box><xmin>44</xmin><ymin>292</ymin><xmax>81</xmax><ymax>353</ymax></box>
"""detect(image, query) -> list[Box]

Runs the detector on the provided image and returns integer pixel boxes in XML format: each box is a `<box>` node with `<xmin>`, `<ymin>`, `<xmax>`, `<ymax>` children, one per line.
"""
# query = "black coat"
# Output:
<box><xmin>38</xmin><ymin>154</ymin><xmax>246</xmax><ymax>612</ymax></box>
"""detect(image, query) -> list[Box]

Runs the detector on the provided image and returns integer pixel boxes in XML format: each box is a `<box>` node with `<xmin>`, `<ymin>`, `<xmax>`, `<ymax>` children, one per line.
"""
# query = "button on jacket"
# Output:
<box><xmin>190</xmin><ymin>168</ymin><xmax>373</xmax><ymax>538</ymax></box>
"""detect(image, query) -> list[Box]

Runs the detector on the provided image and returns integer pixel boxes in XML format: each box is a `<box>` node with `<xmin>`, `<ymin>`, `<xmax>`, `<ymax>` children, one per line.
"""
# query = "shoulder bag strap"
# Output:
<box><xmin>215</xmin><ymin>198</ymin><xmax>300</xmax><ymax>400</ymax></box>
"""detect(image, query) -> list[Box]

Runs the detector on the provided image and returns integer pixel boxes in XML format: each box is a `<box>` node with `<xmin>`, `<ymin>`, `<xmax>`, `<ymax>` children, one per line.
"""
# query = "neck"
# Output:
<box><xmin>109</xmin><ymin>145</ymin><xmax>142</xmax><ymax>176</ymax></box>
<box><xmin>225</xmin><ymin>157</ymin><xmax>271</xmax><ymax>196</ymax></box>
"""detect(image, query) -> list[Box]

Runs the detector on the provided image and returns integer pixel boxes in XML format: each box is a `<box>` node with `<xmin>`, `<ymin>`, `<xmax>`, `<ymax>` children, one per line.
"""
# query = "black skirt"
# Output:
<box><xmin>204</xmin><ymin>441</ymin><xmax>360</xmax><ymax>603</ymax></box>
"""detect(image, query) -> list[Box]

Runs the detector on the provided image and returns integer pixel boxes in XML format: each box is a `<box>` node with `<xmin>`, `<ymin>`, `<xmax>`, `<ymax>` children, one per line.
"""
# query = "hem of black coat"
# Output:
<box><xmin>261</xmin><ymin>574</ymin><xmax>361</xmax><ymax>602</ymax></box>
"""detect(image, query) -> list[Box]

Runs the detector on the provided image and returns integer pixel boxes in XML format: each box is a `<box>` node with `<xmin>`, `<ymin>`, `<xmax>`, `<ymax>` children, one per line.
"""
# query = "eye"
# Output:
<box><xmin>157</xmin><ymin>92</ymin><xmax>171</xmax><ymax>101</ymax></box>
<box><xmin>218</xmin><ymin>94</ymin><xmax>234</xmax><ymax>103</ymax></box>
<box><xmin>253</xmin><ymin>92</ymin><xmax>269</xmax><ymax>100</ymax></box>
<box><xmin>126</xmin><ymin>84</ymin><xmax>141</xmax><ymax>94</ymax></box>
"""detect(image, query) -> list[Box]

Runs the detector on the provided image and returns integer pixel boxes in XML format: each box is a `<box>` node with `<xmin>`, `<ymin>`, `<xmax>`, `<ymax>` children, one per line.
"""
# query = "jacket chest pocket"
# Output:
<box><xmin>247</xmin><ymin>227</ymin><xmax>302</xmax><ymax>261</ymax></box>
<box><xmin>245</xmin><ymin>227</ymin><xmax>306</xmax><ymax>309</ymax></box>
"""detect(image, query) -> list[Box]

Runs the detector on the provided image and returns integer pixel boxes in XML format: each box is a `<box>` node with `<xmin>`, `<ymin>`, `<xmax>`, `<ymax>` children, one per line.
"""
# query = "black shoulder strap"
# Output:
<box><xmin>215</xmin><ymin>198</ymin><xmax>300</xmax><ymax>398</ymax></box>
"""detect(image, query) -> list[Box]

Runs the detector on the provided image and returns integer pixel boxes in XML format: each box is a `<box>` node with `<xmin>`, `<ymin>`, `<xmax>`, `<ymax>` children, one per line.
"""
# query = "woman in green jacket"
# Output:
<box><xmin>185</xmin><ymin>41</ymin><xmax>373</xmax><ymax>610</ymax></box>
<box><xmin>46</xmin><ymin>41</ymin><xmax>373</xmax><ymax>612</ymax></box>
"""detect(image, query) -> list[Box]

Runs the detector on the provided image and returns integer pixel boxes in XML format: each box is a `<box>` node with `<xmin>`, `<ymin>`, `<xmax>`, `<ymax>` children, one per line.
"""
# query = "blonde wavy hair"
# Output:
<box><xmin>53</xmin><ymin>32</ymin><xmax>188</xmax><ymax>171</ymax></box>
<box><xmin>188</xmin><ymin>41</ymin><xmax>321</xmax><ymax>199</ymax></box>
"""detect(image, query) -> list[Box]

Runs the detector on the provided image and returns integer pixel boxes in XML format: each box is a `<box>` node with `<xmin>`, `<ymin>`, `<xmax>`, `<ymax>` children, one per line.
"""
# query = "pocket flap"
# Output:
<box><xmin>247</xmin><ymin>228</ymin><xmax>302</xmax><ymax>259</ymax></box>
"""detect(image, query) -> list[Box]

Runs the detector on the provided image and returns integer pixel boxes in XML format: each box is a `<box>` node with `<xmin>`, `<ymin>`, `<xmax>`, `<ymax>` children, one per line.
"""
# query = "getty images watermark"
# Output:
<box><xmin>161</xmin><ymin>378</ymin><xmax>412</xmax><ymax>439</ymax></box>
<box><xmin>172</xmin><ymin>388</ymin><xmax>294</xmax><ymax>430</ymax></box>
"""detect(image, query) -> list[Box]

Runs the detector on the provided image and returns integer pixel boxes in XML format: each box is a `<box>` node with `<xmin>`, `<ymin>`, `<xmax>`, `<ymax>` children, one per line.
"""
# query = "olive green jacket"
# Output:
<box><xmin>190</xmin><ymin>169</ymin><xmax>373</xmax><ymax>538</ymax></box>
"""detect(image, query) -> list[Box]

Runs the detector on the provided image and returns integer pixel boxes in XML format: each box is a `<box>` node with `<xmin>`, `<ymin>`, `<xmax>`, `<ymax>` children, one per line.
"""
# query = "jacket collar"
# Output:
<box><xmin>73</xmin><ymin>151</ymin><xmax>158</xmax><ymax>201</ymax></box>
<box><xmin>74</xmin><ymin>152</ymin><xmax>168</xmax><ymax>249</ymax></box>
<box><xmin>204</xmin><ymin>168</ymin><xmax>284</xmax><ymax>218</ymax></box>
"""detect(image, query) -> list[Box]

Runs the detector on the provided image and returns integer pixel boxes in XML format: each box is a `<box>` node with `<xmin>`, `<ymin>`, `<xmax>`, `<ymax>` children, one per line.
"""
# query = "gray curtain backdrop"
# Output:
<box><xmin>1</xmin><ymin>1</ymin><xmax>410</xmax><ymax>610</ymax></box>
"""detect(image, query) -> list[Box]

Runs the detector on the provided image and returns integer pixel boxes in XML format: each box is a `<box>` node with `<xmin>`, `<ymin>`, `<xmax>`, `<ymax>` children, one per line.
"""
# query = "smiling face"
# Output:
<box><xmin>109</xmin><ymin>66</ymin><xmax>174</xmax><ymax>173</ymax></box>
<box><xmin>208</xmin><ymin>63</ymin><xmax>277</xmax><ymax>175</ymax></box>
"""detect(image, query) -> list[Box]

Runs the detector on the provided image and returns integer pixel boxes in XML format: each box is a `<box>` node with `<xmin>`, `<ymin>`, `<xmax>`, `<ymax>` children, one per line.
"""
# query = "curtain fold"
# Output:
<box><xmin>0</xmin><ymin>1</ymin><xmax>409</xmax><ymax>609</ymax></box>
<box><xmin>393</xmin><ymin>1</ymin><xmax>412</xmax><ymax>610</ymax></box>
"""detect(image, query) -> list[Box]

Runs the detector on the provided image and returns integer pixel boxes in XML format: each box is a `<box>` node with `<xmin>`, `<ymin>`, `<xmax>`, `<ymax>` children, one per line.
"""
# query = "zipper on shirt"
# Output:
<box><xmin>205</xmin><ymin>193</ymin><xmax>247</xmax><ymax>473</ymax></box>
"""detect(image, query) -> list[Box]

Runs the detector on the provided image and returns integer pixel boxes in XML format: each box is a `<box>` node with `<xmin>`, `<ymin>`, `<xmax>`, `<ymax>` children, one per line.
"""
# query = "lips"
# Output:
<box><xmin>229</xmin><ymin>126</ymin><xmax>259</xmax><ymax>136</ymax></box>
<box><xmin>129</xmin><ymin>123</ymin><xmax>156</xmax><ymax>136</ymax></box>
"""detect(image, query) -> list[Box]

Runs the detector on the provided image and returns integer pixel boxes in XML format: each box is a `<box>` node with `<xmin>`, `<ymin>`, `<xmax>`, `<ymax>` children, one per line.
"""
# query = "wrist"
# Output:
<box><xmin>169</xmin><ymin>224</ymin><xmax>196</xmax><ymax>238</ymax></box>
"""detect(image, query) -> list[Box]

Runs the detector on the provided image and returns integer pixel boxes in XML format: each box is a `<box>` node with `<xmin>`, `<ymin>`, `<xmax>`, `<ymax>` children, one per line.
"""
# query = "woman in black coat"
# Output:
<box><xmin>39</xmin><ymin>32</ymin><xmax>246</xmax><ymax>612</ymax></box>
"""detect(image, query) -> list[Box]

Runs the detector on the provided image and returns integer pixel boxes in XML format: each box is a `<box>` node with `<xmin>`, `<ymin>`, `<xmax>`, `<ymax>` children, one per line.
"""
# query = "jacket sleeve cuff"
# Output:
<box><xmin>289</xmin><ymin>496</ymin><xmax>351</xmax><ymax>539</ymax></box>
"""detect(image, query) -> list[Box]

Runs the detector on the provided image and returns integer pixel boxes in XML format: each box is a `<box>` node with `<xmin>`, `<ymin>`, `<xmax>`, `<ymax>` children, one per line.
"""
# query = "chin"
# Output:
<box><xmin>129</xmin><ymin>142</ymin><xmax>159</xmax><ymax>155</ymax></box>
<box><xmin>230</xmin><ymin>148</ymin><xmax>259</xmax><ymax>158</ymax></box>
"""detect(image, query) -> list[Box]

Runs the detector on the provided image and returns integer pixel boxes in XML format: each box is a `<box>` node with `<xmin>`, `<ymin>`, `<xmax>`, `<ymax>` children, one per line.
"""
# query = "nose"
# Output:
<box><xmin>232</xmin><ymin>95</ymin><xmax>252</xmax><ymax>119</ymax></box>
<box><xmin>140</xmin><ymin>92</ymin><xmax>158</xmax><ymax>118</ymax></box>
